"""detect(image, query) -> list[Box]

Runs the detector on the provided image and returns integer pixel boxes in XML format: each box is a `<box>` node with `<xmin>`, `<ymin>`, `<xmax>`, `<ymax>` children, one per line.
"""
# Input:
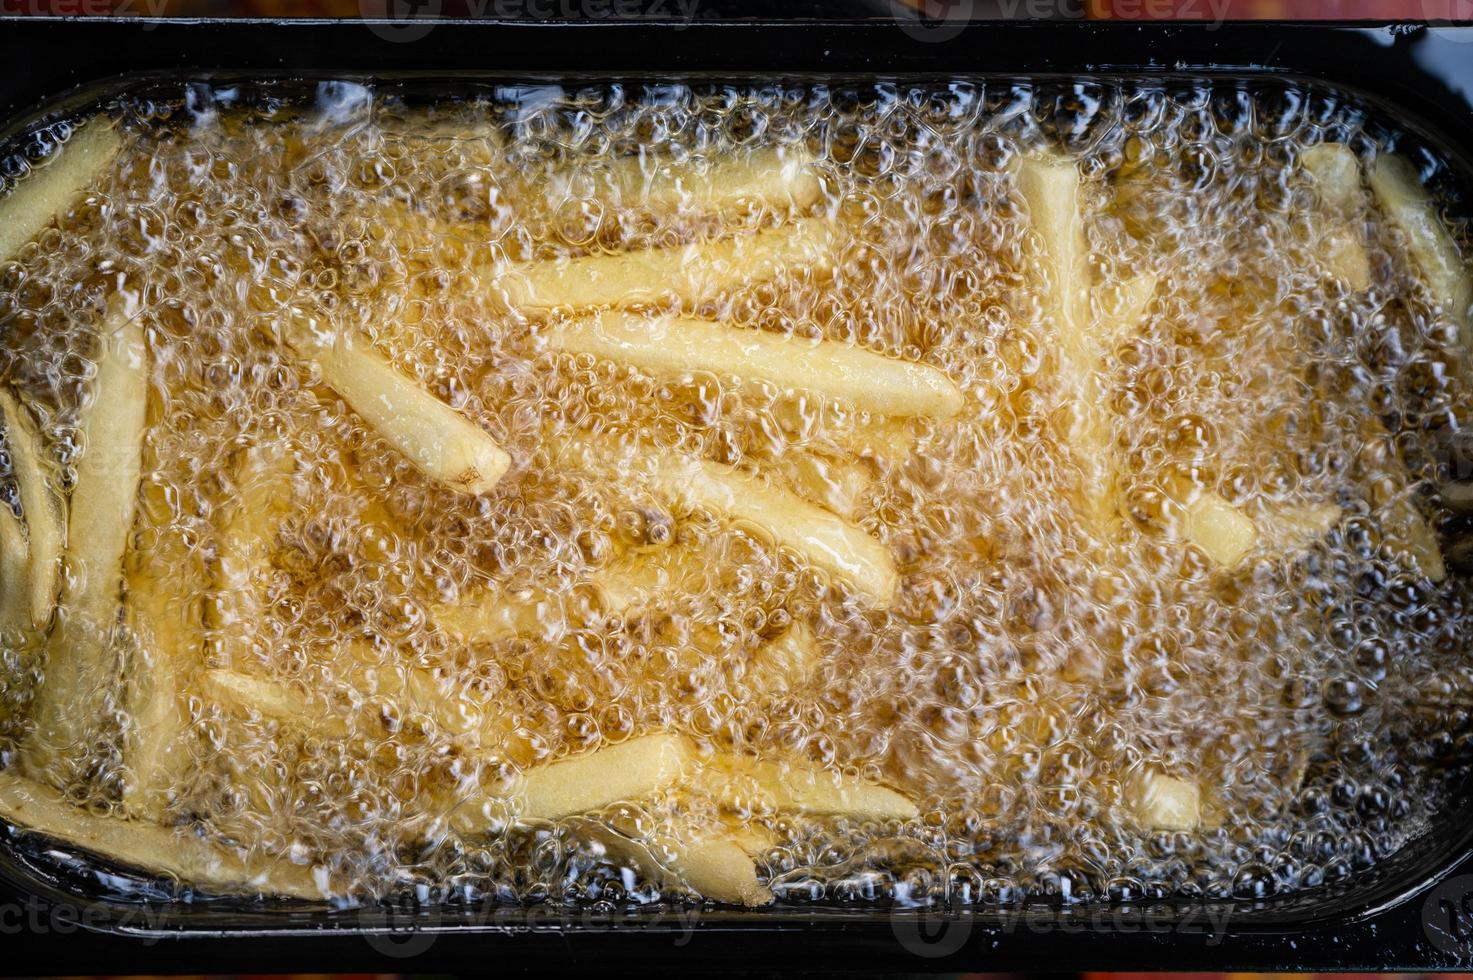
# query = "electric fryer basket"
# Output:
<box><xmin>0</xmin><ymin>14</ymin><xmax>1471</xmax><ymax>972</ymax></box>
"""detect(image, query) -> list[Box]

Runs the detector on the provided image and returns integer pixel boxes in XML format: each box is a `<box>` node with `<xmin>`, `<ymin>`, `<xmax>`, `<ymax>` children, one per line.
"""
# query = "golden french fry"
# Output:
<box><xmin>430</xmin><ymin>590</ymin><xmax>556</xmax><ymax>644</ymax></box>
<box><xmin>1370</xmin><ymin>153</ymin><xmax>1472</xmax><ymax>341</ymax></box>
<box><xmin>21</xmin><ymin>296</ymin><xmax>147</xmax><ymax>787</ymax></box>
<box><xmin>1303</xmin><ymin>143</ymin><xmax>1365</xmax><ymax>220</ymax></box>
<box><xmin>1384</xmin><ymin>496</ymin><xmax>1447</xmax><ymax>583</ymax></box>
<box><xmin>589</xmin><ymin>540</ymin><xmax>707</xmax><ymax>617</ymax></box>
<box><xmin>451</xmin><ymin>732</ymin><xmax>691</xmax><ymax>830</ymax></box>
<box><xmin>774</xmin><ymin>452</ymin><xmax>872</xmax><ymax>521</ymax></box>
<box><xmin>673</xmin><ymin>830</ymin><xmax>773</xmax><ymax>907</ymax></box>
<box><xmin>1128</xmin><ymin>770</ymin><xmax>1202</xmax><ymax>831</ymax></box>
<box><xmin>1097</xmin><ymin>272</ymin><xmax>1159</xmax><ymax>347</ymax></box>
<box><xmin>0</xmin><ymin>389</ymin><xmax>65</xmax><ymax>628</ymax></box>
<box><xmin>1016</xmin><ymin>152</ymin><xmax>1119</xmax><ymax>534</ymax></box>
<box><xmin>0</xmin><ymin>502</ymin><xmax>29</xmax><ymax>637</ymax></box>
<box><xmin>1303</xmin><ymin>143</ymin><xmax>1372</xmax><ymax>290</ymax></box>
<box><xmin>200</xmin><ymin>668</ymin><xmax>352</xmax><ymax>739</ymax></box>
<box><xmin>0</xmin><ymin>768</ymin><xmax>332</xmax><ymax>899</ymax></box>
<box><xmin>554</xmin><ymin>432</ymin><xmax>898</xmax><ymax>605</ymax></box>
<box><xmin>747</xmin><ymin>621</ymin><xmax>818</xmax><ymax>694</ymax></box>
<box><xmin>548</xmin><ymin>146</ymin><xmax>821</xmax><ymax>219</ymax></box>
<box><xmin>701</xmin><ymin>753</ymin><xmax>918</xmax><ymax>822</ymax></box>
<box><xmin>502</xmin><ymin>216</ymin><xmax>837</xmax><ymax>313</ymax></box>
<box><xmin>119</xmin><ymin>469</ymin><xmax>203</xmax><ymax>821</ymax></box>
<box><xmin>0</xmin><ymin>117</ymin><xmax>123</xmax><ymax>265</ymax></box>
<box><xmin>287</xmin><ymin>324</ymin><xmax>510</xmax><ymax>495</ymax></box>
<box><xmin>1183</xmin><ymin>491</ymin><xmax>1259</xmax><ymax>568</ymax></box>
<box><xmin>546</xmin><ymin>311</ymin><xmax>962</xmax><ymax>418</ymax></box>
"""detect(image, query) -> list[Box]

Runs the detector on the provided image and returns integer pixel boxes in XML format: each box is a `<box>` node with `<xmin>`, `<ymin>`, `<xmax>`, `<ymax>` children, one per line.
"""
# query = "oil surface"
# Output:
<box><xmin>0</xmin><ymin>79</ymin><xmax>1471</xmax><ymax>909</ymax></box>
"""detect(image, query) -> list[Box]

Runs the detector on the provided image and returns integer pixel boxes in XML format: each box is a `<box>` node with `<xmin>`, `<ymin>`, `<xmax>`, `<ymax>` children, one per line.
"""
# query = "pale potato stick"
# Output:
<box><xmin>1097</xmin><ymin>272</ymin><xmax>1159</xmax><ymax>347</ymax></box>
<box><xmin>0</xmin><ymin>768</ymin><xmax>332</xmax><ymax>899</ymax></box>
<box><xmin>1303</xmin><ymin>143</ymin><xmax>1372</xmax><ymax>290</ymax></box>
<box><xmin>1182</xmin><ymin>490</ymin><xmax>1259</xmax><ymax>568</ymax></box>
<box><xmin>0</xmin><ymin>117</ymin><xmax>123</xmax><ymax>265</ymax></box>
<box><xmin>1370</xmin><ymin>153</ymin><xmax>1473</xmax><ymax>342</ymax></box>
<box><xmin>449</xmin><ymin>732</ymin><xmax>692</xmax><ymax>832</ymax></box>
<box><xmin>502</xmin><ymin>216</ymin><xmax>837</xmax><ymax>313</ymax></box>
<box><xmin>1128</xmin><ymin>769</ymin><xmax>1202</xmax><ymax>832</ymax></box>
<box><xmin>1016</xmin><ymin>152</ymin><xmax>1118</xmax><ymax>534</ymax></box>
<box><xmin>555</xmin><ymin>146</ymin><xmax>821</xmax><ymax>218</ymax></box>
<box><xmin>588</xmin><ymin>540</ymin><xmax>706</xmax><ymax>616</ymax></box>
<box><xmin>119</xmin><ymin>472</ymin><xmax>203</xmax><ymax>821</ymax></box>
<box><xmin>337</xmin><ymin>640</ymin><xmax>508</xmax><ymax>745</ymax></box>
<box><xmin>701</xmin><ymin>753</ymin><xmax>918</xmax><ymax>822</ymax></box>
<box><xmin>0</xmin><ymin>502</ymin><xmax>29</xmax><ymax>636</ymax></box>
<box><xmin>1269</xmin><ymin>501</ymin><xmax>1343</xmax><ymax>553</ymax></box>
<box><xmin>553</xmin><ymin>432</ymin><xmax>898</xmax><ymax>604</ymax></box>
<box><xmin>673</xmin><ymin>831</ymin><xmax>773</xmax><ymax>907</ymax></box>
<box><xmin>1384</xmin><ymin>495</ymin><xmax>1447</xmax><ymax>583</ymax></box>
<box><xmin>200</xmin><ymin>668</ymin><xmax>352</xmax><ymax>739</ymax></box>
<box><xmin>747</xmin><ymin>621</ymin><xmax>818</xmax><ymax>694</ymax></box>
<box><xmin>20</xmin><ymin>297</ymin><xmax>147</xmax><ymax>786</ymax></box>
<box><xmin>1303</xmin><ymin>143</ymin><xmax>1365</xmax><ymax>220</ymax></box>
<box><xmin>288</xmin><ymin>325</ymin><xmax>510</xmax><ymax>495</ymax></box>
<box><xmin>546</xmin><ymin>311</ymin><xmax>962</xmax><ymax>418</ymax></box>
<box><xmin>848</xmin><ymin>415</ymin><xmax>918</xmax><ymax>462</ymax></box>
<box><xmin>429</xmin><ymin>590</ymin><xmax>553</xmax><ymax>644</ymax></box>
<box><xmin>774</xmin><ymin>452</ymin><xmax>872</xmax><ymax>521</ymax></box>
<box><xmin>0</xmin><ymin>389</ymin><xmax>64</xmax><ymax>628</ymax></box>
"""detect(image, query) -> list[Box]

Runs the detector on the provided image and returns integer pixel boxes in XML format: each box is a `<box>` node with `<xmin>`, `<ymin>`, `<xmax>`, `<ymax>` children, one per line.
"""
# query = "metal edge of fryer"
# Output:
<box><xmin>0</xmin><ymin>13</ymin><xmax>1471</xmax><ymax>973</ymax></box>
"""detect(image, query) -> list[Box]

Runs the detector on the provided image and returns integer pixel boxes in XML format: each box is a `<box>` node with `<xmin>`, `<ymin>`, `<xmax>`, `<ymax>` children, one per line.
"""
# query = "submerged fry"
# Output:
<box><xmin>503</xmin><ymin>216</ymin><xmax>837</xmax><ymax>312</ymax></box>
<box><xmin>1016</xmin><ymin>152</ymin><xmax>1118</xmax><ymax>534</ymax></box>
<box><xmin>673</xmin><ymin>830</ymin><xmax>773</xmax><ymax>907</ymax></box>
<box><xmin>0</xmin><ymin>501</ymin><xmax>29</xmax><ymax>637</ymax></box>
<box><xmin>288</xmin><ymin>320</ymin><xmax>510</xmax><ymax>495</ymax></box>
<box><xmin>0</xmin><ymin>389</ymin><xmax>64</xmax><ymax>628</ymax></box>
<box><xmin>1183</xmin><ymin>491</ymin><xmax>1259</xmax><ymax>568</ymax></box>
<box><xmin>1370</xmin><ymin>153</ymin><xmax>1473</xmax><ymax>340</ymax></box>
<box><xmin>201</xmin><ymin>668</ymin><xmax>351</xmax><ymax>738</ymax></box>
<box><xmin>701</xmin><ymin>753</ymin><xmax>918</xmax><ymax>822</ymax></box>
<box><xmin>1303</xmin><ymin>143</ymin><xmax>1371</xmax><ymax>290</ymax></box>
<box><xmin>0</xmin><ymin>117</ymin><xmax>123</xmax><ymax>265</ymax></box>
<box><xmin>0</xmin><ymin>769</ymin><xmax>331</xmax><ymax>899</ymax></box>
<box><xmin>21</xmin><ymin>297</ymin><xmax>147</xmax><ymax>786</ymax></box>
<box><xmin>1129</xmin><ymin>770</ymin><xmax>1203</xmax><ymax>831</ymax></box>
<box><xmin>546</xmin><ymin>311</ymin><xmax>963</xmax><ymax>418</ymax></box>
<box><xmin>554</xmin><ymin>432</ymin><xmax>898</xmax><ymax>605</ymax></box>
<box><xmin>547</xmin><ymin>146</ymin><xmax>820</xmax><ymax>218</ymax></box>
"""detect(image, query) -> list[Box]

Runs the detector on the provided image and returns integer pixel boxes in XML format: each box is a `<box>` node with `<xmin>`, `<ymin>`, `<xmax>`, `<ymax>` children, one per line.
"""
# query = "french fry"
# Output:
<box><xmin>0</xmin><ymin>389</ymin><xmax>64</xmax><ymax>628</ymax></box>
<box><xmin>1016</xmin><ymin>152</ymin><xmax>1119</xmax><ymax>534</ymax></box>
<box><xmin>336</xmin><ymin>640</ymin><xmax>509</xmax><ymax>745</ymax></box>
<box><xmin>200</xmin><ymin>668</ymin><xmax>351</xmax><ymax>739</ymax></box>
<box><xmin>21</xmin><ymin>296</ymin><xmax>147</xmax><ymax>787</ymax></box>
<box><xmin>0</xmin><ymin>768</ymin><xmax>332</xmax><ymax>899</ymax></box>
<box><xmin>1182</xmin><ymin>490</ymin><xmax>1259</xmax><ymax>568</ymax></box>
<box><xmin>0</xmin><ymin>117</ymin><xmax>123</xmax><ymax>265</ymax></box>
<box><xmin>746</xmin><ymin>621</ymin><xmax>818</xmax><ymax>694</ymax></box>
<box><xmin>452</xmin><ymin>732</ymin><xmax>691</xmax><ymax>831</ymax></box>
<box><xmin>1384</xmin><ymin>496</ymin><xmax>1447</xmax><ymax>583</ymax></box>
<box><xmin>546</xmin><ymin>146</ymin><xmax>821</xmax><ymax>219</ymax></box>
<box><xmin>1270</xmin><ymin>501</ymin><xmax>1343</xmax><ymax>553</ymax></box>
<box><xmin>700</xmin><ymin>753</ymin><xmax>918</xmax><ymax>822</ymax></box>
<box><xmin>673</xmin><ymin>830</ymin><xmax>773</xmax><ymax>907</ymax></box>
<box><xmin>119</xmin><ymin>461</ymin><xmax>204</xmax><ymax>821</ymax></box>
<box><xmin>848</xmin><ymin>415</ymin><xmax>918</xmax><ymax>462</ymax></box>
<box><xmin>1303</xmin><ymin>143</ymin><xmax>1372</xmax><ymax>290</ymax></box>
<box><xmin>1369</xmin><ymin>153</ymin><xmax>1473</xmax><ymax>342</ymax></box>
<box><xmin>545</xmin><ymin>311</ymin><xmax>962</xmax><ymax>418</ymax></box>
<box><xmin>1128</xmin><ymin>769</ymin><xmax>1202</xmax><ymax>832</ymax></box>
<box><xmin>774</xmin><ymin>452</ymin><xmax>872</xmax><ymax>521</ymax></box>
<box><xmin>430</xmin><ymin>589</ymin><xmax>555</xmax><ymax>644</ymax></box>
<box><xmin>286</xmin><ymin>318</ymin><xmax>510</xmax><ymax>495</ymax></box>
<box><xmin>0</xmin><ymin>502</ymin><xmax>29</xmax><ymax>637</ymax></box>
<box><xmin>553</xmin><ymin>432</ymin><xmax>898</xmax><ymax>605</ymax></box>
<box><xmin>588</xmin><ymin>542</ymin><xmax>707</xmax><ymax>617</ymax></box>
<box><xmin>502</xmin><ymin>216</ymin><xmax>837</xmax><ymax>313</ymax></box>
